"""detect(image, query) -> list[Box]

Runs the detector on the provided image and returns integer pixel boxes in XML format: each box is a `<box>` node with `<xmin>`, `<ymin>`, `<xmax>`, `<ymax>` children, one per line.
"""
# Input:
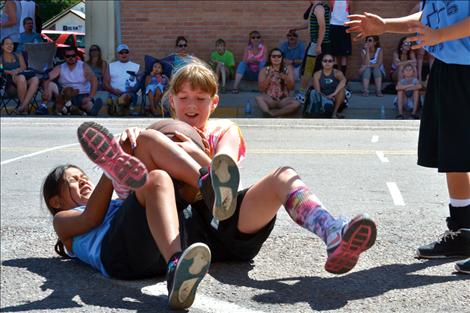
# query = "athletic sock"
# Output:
<box><xmin>449</xmin><ymin>204</ymin><xmax>470</xmax><ymax>229</ymax></box>
<box><xmin>284</xmin><ymin>185</ymin><xmax>337</xmax><ymax>243</ymax></box>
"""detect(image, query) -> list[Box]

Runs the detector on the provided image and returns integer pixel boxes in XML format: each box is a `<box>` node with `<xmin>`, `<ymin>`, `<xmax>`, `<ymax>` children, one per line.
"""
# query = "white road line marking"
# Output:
<box><xmin>371</xmin><ymin>135</ymin><xmax>379</xmax><ymax>143</ymax></box>
<box><xmin>376</xmin><ymin>151</ymin><xmax>389</xmax><ymax>163</ymax></box>
<box><xmin>1</xmin><ymin>143</ymin><xmax>79</xmax><ymax>166</ymax></box>
<box><xmin>386</xmin><ymin>182</ymin><xmax>406</xmax><ymax>206</ymax></box>
<box><xmin>142</xmin><ymin>282</ymin><xmax>266</xmax><ymax>313</ymax></box>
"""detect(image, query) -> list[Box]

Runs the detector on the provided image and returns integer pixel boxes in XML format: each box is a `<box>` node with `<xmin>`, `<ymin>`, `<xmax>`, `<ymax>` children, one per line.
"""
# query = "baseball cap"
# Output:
<box><xmin>116</xmin><ymin>44</ymin><xmax>130</xmax><ymax>53</ymax></box>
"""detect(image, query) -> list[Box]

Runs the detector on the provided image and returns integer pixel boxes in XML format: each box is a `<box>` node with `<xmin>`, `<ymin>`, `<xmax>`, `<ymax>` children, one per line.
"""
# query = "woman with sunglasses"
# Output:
<box><xmin>390</xmin><ymin>37</ymin><xmax>417</xmax><ymax>83</ymax></box>
<box><xmin>312</xmin><ymin>53</ymin><xmax>347</xmax><ymax>118</ymax></box>
<box><xmin>86</xmin><ymin>44</ymin><xmax>109</xmax><ymax>91</ymax></box>
<box><xmin>358</xmin><ymin>35</ymin><xmax>385</xmax><ymax>97</ymax></box>
<box><xmin>255</xmin><ymin>48</ymin><xmax>300</xmax><ymax>117</ymax></box>
<box><xmin>232</xmin><ymin>31</ymin><xmax>267</xmax><ymax>93</ymax></box>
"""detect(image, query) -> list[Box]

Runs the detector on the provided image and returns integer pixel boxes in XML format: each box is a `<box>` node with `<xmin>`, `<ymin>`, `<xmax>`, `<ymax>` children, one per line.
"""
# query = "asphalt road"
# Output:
<box><xmin>1</xmin><ymin>117</ymin><xmax>468</xmax><ymax>313</ymax></box>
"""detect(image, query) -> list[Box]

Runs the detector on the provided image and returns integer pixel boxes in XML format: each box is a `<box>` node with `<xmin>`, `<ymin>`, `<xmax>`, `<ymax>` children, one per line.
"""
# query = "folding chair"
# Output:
<box><xmin>0</xmin><ymin>69</ymin><xmax>21</xmax><ymax>115</ymax></box>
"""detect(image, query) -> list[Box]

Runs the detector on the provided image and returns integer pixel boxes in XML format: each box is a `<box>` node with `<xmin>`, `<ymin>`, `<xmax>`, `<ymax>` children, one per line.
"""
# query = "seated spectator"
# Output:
<box><xmin>312</xmin><ymin>53</ymin><xmax>347</xmax><ymax>119</ymax></box>
<box><xmin>390</xmin><ymin>37</ymin><xmax>416</xmax><ymax>83</ymax></box>
<box><xmin>163</xmin><ymin>36</ymin><xmax>193</xmax><ymax>75</ymax></box>
<box><xmin>358</xmin><ymin>36</ymin><xmax>385</xmax><ymax>97</ymax></box>
<box><xmin>17</xmin><ymin>17</ymin><xmax>41</xmax><ymax>53</ymax></box>
<box><xmin>42</xmin><ymin>46</ymin><xmax>101</xmax><ymax>116</ymax></box>
<box><xmin>86</xmin><ymin>44</ymin><xmax>109</xmax><ymax>91</ymax></box>
<box><xmin>395</xmin><ymin>63</ymin><xmax>421</xmax><ymax>120</ymax></box>
<box><xmin>255</xmin><ymin>48</ymin><xmax>300</xmax><ymax>117</ymax></box>
<box><xmin>232</xmin><ymin>30</ymin><xmax>267</xmax><ymax>93</ymax></box>
<box><xmin>104</xmin><ymin>44</ymin><xmax>141</xmax><ymax>116</ymax></box>
<box><xmin>279</xmin><ymin>30</ymin><xmax>305</xmax><ymax>81</ymax></box>
<box><xmin>209</xmin><ymin>38</ymin><xmax>235</xmax><ymax>93</ymax></box>
<box><xmin>144</xmin><ymin>60</ymin><xmax>169</xmax><ymax>116</ymax></box>
<box><xmin>1</xmin><ymin>36</ymin><xmax>39</xmax><ymax>114</ymax></box>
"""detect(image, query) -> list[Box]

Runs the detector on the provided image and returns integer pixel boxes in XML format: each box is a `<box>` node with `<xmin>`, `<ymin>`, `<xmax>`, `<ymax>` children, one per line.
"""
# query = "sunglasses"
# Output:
<box><xmin>251</xmin><ymin>36</ymin><xmax>261</xmax><ymax>39</ymax></box>
<box><xmin>119</xmin><ymin>50</ymin><xmax>129</xmax><ymax>54</ymax></box>
<box><xmin>367</xmin><ymin>39</ymin><xmax>374</xmax><ymax>42</ymax></box>
<box><xmin>89</xmin><ymin>48</ymin><xmax>99</xmax><ymax>52</ymax></box>
<box><xmin>287</xmin><ymin>34</ymin><xmax>297</xmax><ymax>38</ymax></box>
<box><xmin>271</xmin><ymin>54</ymin><xmax>282</xmax><ymax>58</ymax></box>
<box><xmin>177</xmin><ymin>44</ymin><xmax>187</xmax><ymax>48</ymax></box>
<box><xmin>64</xmin><ymin>54</ymin><xmax>76</xmax><ymax>59</ymax></box>
<box><xmin>322</xmin><ymin>59</ymin><xmax>334</xmax><ymax>63</ymax></box>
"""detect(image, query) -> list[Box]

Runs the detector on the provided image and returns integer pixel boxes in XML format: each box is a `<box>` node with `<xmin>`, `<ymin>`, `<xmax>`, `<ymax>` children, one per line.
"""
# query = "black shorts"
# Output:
<box><xmin>181</xmin><ymin>188</ymin><xmax>276</xmax><ymax>262</ymax></box>
<box><xmin>329</xmin><ymin>25</ymin><xmax>352</xmax><ymax>56</ymax></box>
<box><xmin>101</xmin><ymin>193</ymin><xmax>167</xmax><ymax>280</ymax></box>
<box><xmin>417</xmin><ymin>59</ymin><xmax>470</xmax><ymax>172</ymax></box>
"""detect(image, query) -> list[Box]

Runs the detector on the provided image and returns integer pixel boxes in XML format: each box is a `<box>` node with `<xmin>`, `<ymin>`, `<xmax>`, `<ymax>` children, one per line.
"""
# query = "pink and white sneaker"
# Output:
<box><xmin>325</xmin><ymin>214</ymin><xmax>377</xmax><ymax>274</ymax></box>
<box><xmin>77</xmin><ymin>122</ymin><xmax>148</xmax><ymax>191</ymax></box>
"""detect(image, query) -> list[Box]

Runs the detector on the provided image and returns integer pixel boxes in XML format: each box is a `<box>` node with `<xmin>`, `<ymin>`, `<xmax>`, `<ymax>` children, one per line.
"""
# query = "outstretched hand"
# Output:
<box><xmin>345</xmin><ymin>12</ymin><xmax>386</xmax><ymax>41</ymax></box>
<box><xmin>119</xmin><ymin>127</ymin><xmax>143</xmax><ymax>150</ymax></box>
<box><xmin>406</xmin><ymin>21</ymin><xmax>440</xmax><ymax>49</ymax></box>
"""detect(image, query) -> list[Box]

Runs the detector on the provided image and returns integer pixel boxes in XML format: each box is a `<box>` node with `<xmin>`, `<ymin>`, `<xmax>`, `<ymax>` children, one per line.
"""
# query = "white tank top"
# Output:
<box><xmin>19</xmin><ymin>0</ymin><xmax>36</xmax><ymax>33</ymax></box>
<box><xmin>330</xmin><ymin>0</ymin><xmax>350</xmax><ymax>25</ymax></box>
<box><xmin>58</xmin><ymin>60</ymin><xmax>90</xmax><ymax>94</ymax></box>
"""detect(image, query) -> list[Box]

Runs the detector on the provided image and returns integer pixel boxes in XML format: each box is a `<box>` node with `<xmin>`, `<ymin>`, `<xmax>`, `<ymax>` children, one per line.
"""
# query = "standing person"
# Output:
<box><xmin>17</xmin><ymin>16</ymin><xmax>41</xmax><ymax>53</ymax></box>
<box><xmin>18</xmin><ymin>0</ymin><xmax>35</xmax><ymax>33</ymax></box>
<box><xmin>290</xmin><ymin>0</ymin><xmax>331</xmax><ymax>101</ymax></box>
<box><xmin>255</xmin><ymin>48</ymin><xmax>301</xmax><ymax>117</ymax></box>
<box><xmin>231</xmin><ymin>30</ymin><xmax>267</xmax><ymax>93</ymax></box>
<box><xmin>358</xmin><ymin>36</ymin><xmax>384</xmax><ymax>97</ymax></box>
<box><xmin>346</xmin><ymin>0</ymin><xmax>470</xmax><ymax>274</ymax></box>
<box><xmin>329</xmin><ymin>0</ymin><xmax>353</xmax><ymax>76</ymax></box>
<box><xmin>279</xmin><ymin>30</ymin><xmax>305</xmax><ymax>81</ymax></box>
<box><xmin>0</xmin><ymin>0</ymin><xmax>22</xmax><ymax>51</ymax></box>
<box><xmin>209</xmin><ymin>38</ymin><xmax>235</xmax><ymax>93</ymax></box>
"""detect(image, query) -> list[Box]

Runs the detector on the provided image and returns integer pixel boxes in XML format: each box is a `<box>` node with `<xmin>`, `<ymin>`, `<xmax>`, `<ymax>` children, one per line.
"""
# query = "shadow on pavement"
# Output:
<box><xmin>209</xmin><ymin>259</ymin><xmax>469</xmax><ymax>311</ymax></box>
<box><xmin>1</xmin><ymin>257</ymin><xmax>174</xmax><ymax>313</ymax></box>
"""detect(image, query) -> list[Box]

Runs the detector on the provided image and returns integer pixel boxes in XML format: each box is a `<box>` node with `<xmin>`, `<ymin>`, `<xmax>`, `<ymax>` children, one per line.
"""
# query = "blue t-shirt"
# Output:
<box><xmin>279</xmin><ymin>41</ymin><xmax>306</xmax><ymax>68</ymax></box>
<box><xmin>420</xmin><ymin>0</ymin><xmax>470</xmax><ymax>65</ymax></box>
<box><xmin>17</xmin><ymin>32</ymin><xmax>42</xmax><ymax>52</ymax></box>
<box><xmin>70</xmin><ymin>199</ymin><xmax>123</xmax><ymax>277</ymax></box>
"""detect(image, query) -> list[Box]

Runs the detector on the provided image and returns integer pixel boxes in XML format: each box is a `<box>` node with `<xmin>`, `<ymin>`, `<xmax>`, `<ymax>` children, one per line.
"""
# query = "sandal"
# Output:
<box><xmin>231</xmin><ymin>88</ymin><xmax>239</xmax><ymax>94</ymax></box>
<box><xmin>335</xmin><ymin>113</ymin><xmax>345</xmax><ymax>119</ymax></box>
<box><xmin>362</xmin><ymin>90</ymin><xmax>369</xmax><ymax>97</ymax></box>
<box><xmin>376</xmin><ymin>92</ymin><xmax>384</xmax><ymax>97</ymax></box>
<box><xmin>395</xmin><ymin>114</ymin><xmax>405</xmax><ymax>120</ymax></box>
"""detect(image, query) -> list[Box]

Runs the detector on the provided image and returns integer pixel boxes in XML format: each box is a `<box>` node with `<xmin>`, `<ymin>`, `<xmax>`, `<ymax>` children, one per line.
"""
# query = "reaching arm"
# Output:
<box><xmin>84</xmin><ymin>64</ymin><xmax>97</xmax><ymax>98</ymax></box>
<box><xmin>331</xmin><ymin>70</ymin><xmax>347</xmax><ymax>97</ymax></box>
<box><xmin>0</xmin><ymin>1</ymin><xmax>17</xmax><ymax>27</ymax></box>
<box><xmin>315</xmin><ymin>5</ymin><xmax>326</xmax><ymax>47</ymax></box>
<box><xmin>312</xmin><ymin>71</ymin><xmax>321</xmax><ymax>93</ymax></box>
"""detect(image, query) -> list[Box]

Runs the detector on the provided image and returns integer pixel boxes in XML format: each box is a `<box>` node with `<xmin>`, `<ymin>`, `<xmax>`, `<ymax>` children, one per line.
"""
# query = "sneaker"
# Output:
<box><xmin>416</xmin><ymin>228</ymin><xmax>470</xmax><ymax>258</ymax></box>
<box><xmin>295</xmin><ymin>91</ymin><xmax>305</xmax><ymax>104</ymax></box>
<box><xmin>199</xmin><ymin>154</ymin><xmax>240</xmax><ymax>221</ymax></box>
<box><xmin>166</xmin><ymin>243</ymin><xmax>211</xmax><ymax>310</ymax></box>
<box><xmin>325</xmin><ymin>214</ymin><xmax>377</xmax><ymax>274</ymax></box>
<box><xmin>35</xmin><ymin>103</ymin><xmax>49</xmax><ymax>115</ymax></box>
<box><xmin>455</xmin><ymin>258</ymin><xmax>470</xmax><ymax>274</ymax></box>
<box><xmin>77</xmin><ymin>122</ymin><xmax>148</xmax><ymax>189</ymax></box>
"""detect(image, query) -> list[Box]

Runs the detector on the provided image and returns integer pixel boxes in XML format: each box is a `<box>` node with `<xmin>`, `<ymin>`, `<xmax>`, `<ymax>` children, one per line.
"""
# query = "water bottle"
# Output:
<box><xmin>244</xmin><ymin>100</ymin><xmax>252</xmax><ymax>117</ymax></box>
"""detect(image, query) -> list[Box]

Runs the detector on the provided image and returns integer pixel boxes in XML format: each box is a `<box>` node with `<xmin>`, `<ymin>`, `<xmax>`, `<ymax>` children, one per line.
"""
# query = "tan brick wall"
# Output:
<box><xmin>120</xmin><ymin>0</ymin><xmax>417</xmax><ymax>80</ymax></box>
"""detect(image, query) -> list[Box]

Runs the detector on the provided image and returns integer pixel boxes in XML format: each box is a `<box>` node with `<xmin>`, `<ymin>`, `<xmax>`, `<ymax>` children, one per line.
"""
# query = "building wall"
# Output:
<box><xmin>120</xmin><ymin>0</ymin><xmax>417</xmax><ymax>79</ymax></box>
<box><xmin>45</xmin><ymin>13</ymin><xmax>85</xmax><ymax>32</ymax></box>
<box><xmin>86</xmin><ymin>1</ymin><xmax>116</xmax><ymax>63</ymax></box>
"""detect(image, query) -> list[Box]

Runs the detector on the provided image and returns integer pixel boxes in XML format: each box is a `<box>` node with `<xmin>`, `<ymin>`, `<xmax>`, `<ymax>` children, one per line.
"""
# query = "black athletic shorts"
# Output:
<box><xmin>417</xmin><ymin>59</ymin><xmax>470</xmax><ymax>172</ymax></box>
<box><xmin>101</xmin><ymin>193</ymin><xmax>167</xmax><ymax>280</ymax></box>
<box><xmin>181</xmin><ymin>188</ymin><xmax>276</xmax><ymax>262</ymax></box>
<box><xmin>329</xmin><ymin>25</ymin><xmax>352</xmax><ymax>56</ymax></box>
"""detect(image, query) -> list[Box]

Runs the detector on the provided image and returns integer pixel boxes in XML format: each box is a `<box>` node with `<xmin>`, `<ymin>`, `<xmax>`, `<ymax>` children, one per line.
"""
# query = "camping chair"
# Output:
<box><xmin>0</xmin><ymin>69</ymin><xmax>21</xmax><ymax>115</ymax></box>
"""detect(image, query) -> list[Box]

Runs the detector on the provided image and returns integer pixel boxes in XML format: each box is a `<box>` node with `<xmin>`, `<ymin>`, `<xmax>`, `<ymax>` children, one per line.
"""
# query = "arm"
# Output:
<box><xmin>315</xmin><ymin>5</ymin><xmax>326</xmax><ymax>52</ymax></box>
<box><xmin>290</xmin><ymin>22</ymin><xmax>309</xmax><ymax>33</ymax></box>
<box><xmin>144</xmin><ymin>75</ymin><xmax>151</xmax><ymax>87</ymax></box>
<box><xmin>0</xmin><ymin>1</ymin><xmax>17</xmax><ymax>27</ymax></box>
<box><xmin>372</xmin><ymin>48</ymin><xmax>383</xmax><ymax>68</ymax></box>
<box><xmin>258</xmin><ymin>67</ymin><xmax>270</xmax><ymax>93</ymax></box>
<box><xmin>84</xmin><ymin>64</ymin><xmax>97</xmax><ymax>98</ymax></box>
<box><xmin>284</xmin><ymin>65</ymin><xmax>295</xmax><ymax>91</ymax></box>
<box><xmin>53</xmin><ymin>174</ymin><xmax>114</xmax><ymax>251</ymax></box>
<box><xmin>331</xmin><ymin>70</ymin><xmax>347</xmax><ymax>97</ymax></box>
<box><xmin>312</xmin><ymin>71</ymin><xmax>321</xmax><ymax>93</ymax></box>
<box><xmin>17</xmin><ymin>53</ymin><xmax>27</xmax><ymax>72</ymax></box>
<box><xmin>103</xmin><ymin>64</ymin><xmax>122</xmax><ymax>96</ymax></box>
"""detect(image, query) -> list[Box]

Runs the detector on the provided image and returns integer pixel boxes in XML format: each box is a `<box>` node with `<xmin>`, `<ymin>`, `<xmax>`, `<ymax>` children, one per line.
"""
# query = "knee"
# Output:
<box><xmin>270</xmin><ymin>166</ymin><xmax>299</xmax><ymax>183</ymax></box>
<box><xmin>146</xmin><ymin>169</ymin><xmax>172</xmax><ymax>188</ymax></box>
<box><xmin>15</xmin><ymin>75</ymin><xmax>26</xmax><ymax>85</ymax></box>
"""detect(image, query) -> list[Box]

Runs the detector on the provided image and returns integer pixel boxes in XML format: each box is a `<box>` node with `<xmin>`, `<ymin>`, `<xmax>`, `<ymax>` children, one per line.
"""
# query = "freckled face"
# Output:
<box><xmin>170</xmin><ymin>82</ymin><xmax>218</xmax><ymax>130</ymax></box>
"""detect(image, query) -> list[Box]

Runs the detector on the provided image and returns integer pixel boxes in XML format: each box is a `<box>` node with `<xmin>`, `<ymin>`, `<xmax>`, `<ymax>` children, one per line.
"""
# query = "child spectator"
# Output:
<box><xmin>395</xmin><ymin>63</ymin><xmax>421</xmax><ymax>119</ymax></box>
<box><xmin>209</xmin><ymin>38</ymin><xmax>235</xmax><ymax>93</ymax></box>
<box><xmin>256</xmin><ymin>48</ymin><xmax>301</xmax><ymax>117</ymax></box>
<box><xmin>390</xmin><ymin>37</ymin><xmax>417</xmax><ymax>83</ymax></box>
<box><xmin>232</xmin><ymin>30</ymin><xmax>267</xmax><ymax>93</ymax></box>
<box><xmin>358</xmin><ymin>36</ymin><xmax>384</xmax><ymax>97</ymax></box>
<box><xmin>144</xmin><ymin>61</ymin><xmax>169</xmax><ymax>116</ymax></box>
<box><xmin>279</xmin><ymin>30</ymin><xmax>305</xmax><ymax>81</ymax></box>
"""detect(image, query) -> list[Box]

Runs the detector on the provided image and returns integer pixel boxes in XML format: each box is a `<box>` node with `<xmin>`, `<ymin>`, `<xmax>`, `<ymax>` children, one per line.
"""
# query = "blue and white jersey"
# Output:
<box><xmin>420</xmin><ymin>0</ymin><xmax>470</xmax><ymax>65</ymax></box>
<box><xmin>70</xmin><ymin>199</ymin><xmax>123</xmax><ymax>277</ymax></box>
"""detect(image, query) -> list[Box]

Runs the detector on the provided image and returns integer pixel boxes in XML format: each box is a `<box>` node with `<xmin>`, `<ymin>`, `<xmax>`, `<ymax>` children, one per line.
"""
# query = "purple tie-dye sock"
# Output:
<box><xmin>284</xmin><ymin>186</ymin><xmax>336</xmax><ymax>243</ymax></box>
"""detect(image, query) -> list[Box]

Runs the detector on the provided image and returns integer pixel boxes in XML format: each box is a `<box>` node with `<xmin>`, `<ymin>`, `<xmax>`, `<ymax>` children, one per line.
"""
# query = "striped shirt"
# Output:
<box><xmin>309</xmin><ymin>3</ymin><xmax>331</xmax><ymax>44</ymax></box>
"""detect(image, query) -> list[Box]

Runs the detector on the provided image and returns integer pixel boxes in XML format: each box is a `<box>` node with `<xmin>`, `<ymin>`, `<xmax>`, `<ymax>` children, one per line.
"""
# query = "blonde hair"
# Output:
<box><xmin>168</xmin><ymin>59</ymin><xmax>218</xmax><ymax>97</ymax></box>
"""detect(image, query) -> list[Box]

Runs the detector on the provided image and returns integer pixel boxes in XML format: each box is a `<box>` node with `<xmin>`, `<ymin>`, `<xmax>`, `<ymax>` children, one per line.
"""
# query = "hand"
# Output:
<box><xmin>119</xmin><ymin>127</ymin><xmax>143</xmax><ymax>150</ymax></box>
<box><xmin>173</xmin><ymin>130</ymin><xmax>209</xmax><ymax>158</ymax></box>
<box><xmin>406</xmin><ymin>21</ymin><xmax>441</xmax><ymax>50</ymax></box>
<box><xmin>315</xmin><ymin>44</ymin><xmax>322</xmax><ymax>55</ymax></box>
<box><xmin>326</xmin><ymin>94</ymin><xmax>335</xmax><ymax>100</ymax></box>
<box><xmin>345</xmin><ymin>12</ymin><xmax>386</xmax><ymax>41</ymax></box>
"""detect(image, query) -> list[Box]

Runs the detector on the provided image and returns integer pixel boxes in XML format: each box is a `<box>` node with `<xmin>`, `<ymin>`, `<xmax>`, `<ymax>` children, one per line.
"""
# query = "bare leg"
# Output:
<box><xmin>411</xmin><ymin>90</ymin><xmax>420</xmax><ymax>115</ymax></box>
<box><xmin>270</xmin><ymin>98</ymin><xmax>301</xmax><ymax>117</ymax></box>
<box><xmin>332</xmin><ymin>89</ymin><xmax>345</xmax><ymax>117</ymax></box>
<box><xmin>447</xmin><ymin>173</ymin><xmax>470</xmax><ymax>200</ymax></box>
<box><xmin>135</xmin><ymin>170</ymin><xmax>181</xmax><ymax>262</ymax></box>
<box><xmin>397</xmin><ymin>90</ymin><xmax>404</xmax><ymax>116</ymax></box>
<box><xmin>374</xmin><ymin>73</ymin><xmax>383</xmax><ymax>96</ymax></box>
<box><xmin>255</xmin><ymin>94</ymin><xmax>274</xmax><ymax>116</ymax></box>
<box><xmin>362</xmin><ymin>78</ymin><xmax>369</xmax><ymax>96</ymax></box>
<box><xmin>13</xmin><ymin>75</ymin><xmax>27</xmax><ymax>110</ymax></box>
<box><xmin>232</xmin><ymin>72</ymin><xmax>243</xmax><ymax>90</ymax></box>
<box><xmin>21</xmin><ymin>76</ymin><xmax>39</xmax><ymax>109</ymax></box>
